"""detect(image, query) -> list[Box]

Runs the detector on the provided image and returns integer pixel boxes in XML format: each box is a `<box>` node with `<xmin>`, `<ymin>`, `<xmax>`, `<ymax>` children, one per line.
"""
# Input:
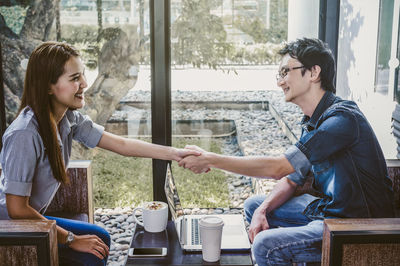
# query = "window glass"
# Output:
<box><xmin>0</xmin><ymin>0</ymin><xmax>151</xmax><ymax>208</ymax></box>
<box><xmin>375</xmin><ymin>0</ymin><xmax>394</xmax><ymax>95</ymax></box>
<box><xmin>170</xmin><ymin>0</ymin><xmax>289</xmax><ymax>209</ymax></box>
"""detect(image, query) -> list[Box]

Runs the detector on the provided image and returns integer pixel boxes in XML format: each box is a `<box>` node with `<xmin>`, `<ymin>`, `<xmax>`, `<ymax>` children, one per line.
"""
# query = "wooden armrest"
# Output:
<box><xmin>0</xmin><ymin>220</ymin><xmax>58</xmax><ymax>266</ymax></box>
<box><xmin>387</xmin><ymin>159</ymin><xmax>400</xmax><ymax>214</ymax></box>
<box><xmin>322</xmin><ymin>218</ymin><xmax>400</xmax><ymax>266</ymax></box>
<box><xmin>45</xmin><ymin>160</ymin><xmax>94</xmax><ymax>223</ymax></box>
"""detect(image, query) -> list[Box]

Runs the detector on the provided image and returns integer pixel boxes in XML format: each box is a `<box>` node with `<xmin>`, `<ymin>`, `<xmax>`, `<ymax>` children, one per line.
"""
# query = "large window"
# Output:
<box><xmin>0</xmin><ymin>0</ymin><xmax>152</xmax><ymax>208</ymax></box>
<box><xmin>0</xmin><ymin>0</ymin><xmax>289</xmax><ymax>209</ymax></box>
<box><xmin>170</xmin><ymin>0</ymin><xmax>288</xmax><ymax>208</ymax></box>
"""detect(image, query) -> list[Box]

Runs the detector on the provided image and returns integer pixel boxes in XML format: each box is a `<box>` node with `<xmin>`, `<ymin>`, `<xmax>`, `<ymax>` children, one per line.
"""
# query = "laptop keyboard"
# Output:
<box><xmin>191</xmin><ymin>218</ymin><xmax>202</xmax><ymax>245</ymax></box>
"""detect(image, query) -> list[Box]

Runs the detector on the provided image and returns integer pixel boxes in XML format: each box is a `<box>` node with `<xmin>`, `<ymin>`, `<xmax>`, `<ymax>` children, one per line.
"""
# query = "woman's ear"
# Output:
<box><xmin>48</xmin><ymin>84</ymin><xmax>54</xmax><ymax>95</ymax></box>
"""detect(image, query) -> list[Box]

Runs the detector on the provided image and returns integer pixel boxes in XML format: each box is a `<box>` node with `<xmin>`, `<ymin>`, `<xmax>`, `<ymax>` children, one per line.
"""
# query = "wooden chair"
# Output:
<box><xmin>0</xmin><ymin>160</ymin><xmax>93</xmax><ymax>266</ymax></box>
<box><xmin>0</xmin><ymin>220</ymin><xmax>58</xmax><ymax>266</ymax></box>
<box><xmin>321</xmin><ymin>218</ymin><xmax>400</xmax><ymax>266</ymax></box>
<box><xmin>45</xmin><ymin>160</ymin><xmax>94</xmax><ymax>223</ymax></box>
<box><xmin>293</xmin><ymin>159</ymin><xmax>400</xmax><ymax>266</ymax></box>
<box><xmin>319</xmin><ymin>159</ymin><xmax>400</xmax><ymax>266</ymax></box>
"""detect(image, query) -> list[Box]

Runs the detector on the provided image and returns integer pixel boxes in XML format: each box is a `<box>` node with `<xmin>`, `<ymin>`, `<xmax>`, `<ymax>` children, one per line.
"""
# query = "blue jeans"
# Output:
<box><xmin>45</xmin><ymin>216</ymin><xmax>111</xmax><ymax>266</ymax></box>
<box><xmin>244</xmin><ymin>194</ymin><xmax>323</xmax><ymax>266</ymax></box>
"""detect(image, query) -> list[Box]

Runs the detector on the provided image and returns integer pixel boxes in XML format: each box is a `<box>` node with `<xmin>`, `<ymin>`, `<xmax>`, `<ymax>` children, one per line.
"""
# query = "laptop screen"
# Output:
<box><xmin>164</xmin><ymin>164</ymin><xmax>184</xmax><ymax>221</ymax></box>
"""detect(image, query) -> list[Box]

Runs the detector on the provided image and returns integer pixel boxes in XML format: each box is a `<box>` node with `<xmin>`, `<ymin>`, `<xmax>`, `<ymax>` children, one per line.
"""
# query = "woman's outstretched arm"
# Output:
<box><xmin>97</xmin><ymin>131</ymin><xmax>200</xmax><ymax>161</ymax></box>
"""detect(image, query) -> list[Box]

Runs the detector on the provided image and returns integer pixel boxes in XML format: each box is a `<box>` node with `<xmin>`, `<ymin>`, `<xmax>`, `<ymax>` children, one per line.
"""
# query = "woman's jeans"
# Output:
<box><xmin>244</xmin><ymin>194</ymin><xmax>323</xmax><ymax>266</ymax></box>
<box><xmin>45</xmin><ymin>216</ymin><xmax>111</xmax><ymax>266</ymax></box>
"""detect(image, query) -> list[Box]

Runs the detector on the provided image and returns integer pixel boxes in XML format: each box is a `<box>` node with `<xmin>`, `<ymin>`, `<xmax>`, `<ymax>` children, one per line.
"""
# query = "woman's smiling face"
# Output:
<box><xmin>49</xmin><ymin>56</ymin><xmax>87</xmax><ymax>114</ymax></box>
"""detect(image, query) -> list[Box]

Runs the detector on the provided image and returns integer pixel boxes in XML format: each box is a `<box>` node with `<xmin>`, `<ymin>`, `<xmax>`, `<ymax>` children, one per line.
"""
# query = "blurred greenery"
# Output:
<box><xmin>171</xmin><ymin>138</ymin><xmax>230</xmax><ymax>208</ymax></box>
<box><xmin>171</xmin><ymin>0</ymin><xmax>287</xmax><ymax>66</ymax></box>
<box><xmin>234</xmin><ymin>0</ymin><xmax>288</xmax><ymax>44</ymax></box>
<box><xmin>171</xmin><ymin>0</ymin><xmax>232</xmax><ymax>69</ymax></box>
<box><xmin>58</xmin><ymin>24</ymin><xmax>99</xmax><ymax>43</ymax></box>
<box><xmin>1</xmin><ymin>0</ymin><xmax>30</xmax><ymax>7</ymax></box>
<box><xmin>1</xmin><ymin>1</ymin><xmax>287</xmax><ymax>67</ymax></box>
<box><xmin>90</xmin><ymin>138</ymin><xmax>230</xmax><ymax>208</ymax></box>
<box><xmin>0</xmin><ymin>5</ymin><xmax>27</xmax><ymax>35</ymax></box>
<box><xmin>47</xmin><ymin>24</ymin><xmax>101</xmax><ymax>70</ymax></box>
<box><xmin>48</xmin><ymin>24</ymin><xmax>141</xmax><ymax>69</ymax></box>
<box><xmin>228</xmin><ymin>43</ymin><xmax>282</xmax><ymax>65</ymax></box>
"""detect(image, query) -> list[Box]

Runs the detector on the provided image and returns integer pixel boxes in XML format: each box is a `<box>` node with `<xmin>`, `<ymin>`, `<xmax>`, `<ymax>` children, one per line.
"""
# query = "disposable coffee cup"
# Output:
<box><xmin>199</xmin><ymin>216</ymin><xmax>224</xmax><ymax>262</ymax></box>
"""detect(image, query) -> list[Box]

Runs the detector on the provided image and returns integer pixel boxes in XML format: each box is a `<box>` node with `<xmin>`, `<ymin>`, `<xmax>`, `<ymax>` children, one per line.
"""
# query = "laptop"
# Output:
<box><xmin>164</xmin><ymin>163</ymin><xmax>251</xmax><ymax>251</ymax></box>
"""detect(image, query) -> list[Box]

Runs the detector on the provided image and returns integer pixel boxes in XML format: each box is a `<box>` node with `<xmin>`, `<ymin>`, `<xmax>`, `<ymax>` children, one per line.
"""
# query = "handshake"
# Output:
<box><xmin>175</xmin><ymin>145</ymin><xmax>212</xmax><ymax>174</ymax></box>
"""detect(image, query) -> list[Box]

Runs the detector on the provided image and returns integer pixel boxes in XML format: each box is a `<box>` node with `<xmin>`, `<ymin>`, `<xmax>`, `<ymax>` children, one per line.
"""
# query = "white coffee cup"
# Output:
<box><xmin>132</xmin><ymin>201</ymin><xmax>168</xmax><ymax>233</ymax></box>
<box><xmin>199</xmin><ymin>216</ymin><xmax>224</xmax><ymax>262</ymax></box>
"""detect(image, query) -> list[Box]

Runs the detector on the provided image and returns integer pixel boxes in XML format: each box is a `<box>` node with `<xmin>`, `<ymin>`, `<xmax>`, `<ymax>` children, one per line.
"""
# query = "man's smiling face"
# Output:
<box><xmin>277</xmin><ymin>54</ymin><xmax>312</xmax><ymax>104</ymax></box>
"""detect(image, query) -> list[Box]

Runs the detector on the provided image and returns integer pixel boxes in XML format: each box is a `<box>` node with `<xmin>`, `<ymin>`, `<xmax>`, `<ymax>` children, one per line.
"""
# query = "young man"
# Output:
<box><xmin>179</xmin><ymin>38</ymin><xmax>395</xmax><ymax>265</ymax></box>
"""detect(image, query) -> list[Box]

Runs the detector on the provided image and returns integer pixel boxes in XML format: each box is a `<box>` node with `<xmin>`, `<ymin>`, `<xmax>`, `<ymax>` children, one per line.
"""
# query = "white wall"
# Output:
<box><xmin>336</xmin><ymin>0</ymin><xmax>380</xmax><ymax>101</ymax></box>
<box><xmin>287</xmin><ymin>0</ymin><xmax>319</xmax><ymax>41</ymax></box>
<box><xmin>336</xmin><ymin>0</ymin><xmax>397</xmax><ymax>159</ymax></box>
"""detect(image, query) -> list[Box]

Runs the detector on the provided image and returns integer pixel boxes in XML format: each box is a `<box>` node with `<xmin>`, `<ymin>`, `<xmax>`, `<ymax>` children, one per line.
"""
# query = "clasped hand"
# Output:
<box><xmin>177</xmin><ymin>145</ymin><xmax>211</xmax><ymax>174</ymax></box>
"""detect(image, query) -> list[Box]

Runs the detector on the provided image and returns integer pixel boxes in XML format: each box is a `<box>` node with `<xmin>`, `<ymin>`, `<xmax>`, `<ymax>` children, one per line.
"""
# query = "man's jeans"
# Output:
<box><xmin>244</xmin><ymin>194</ymin><xmax>323</xmax><ymax>266</ymax></box>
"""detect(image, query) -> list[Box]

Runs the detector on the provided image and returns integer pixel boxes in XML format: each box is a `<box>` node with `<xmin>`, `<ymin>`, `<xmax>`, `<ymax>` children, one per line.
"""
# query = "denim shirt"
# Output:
<box><xmin>0</xmin><ymin>106</ymin><xmax>104</xmax><ymax>219</ymax></box>
<box><xmin>284</xmin><ymin>92</ymin><xmax>395</xmax><ymax>219</ymax></box>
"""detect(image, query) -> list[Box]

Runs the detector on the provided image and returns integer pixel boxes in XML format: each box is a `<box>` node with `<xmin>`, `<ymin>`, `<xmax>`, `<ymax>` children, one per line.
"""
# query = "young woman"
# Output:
<box><xmin>0</xmin><ymin>42</ymin><xmax>199</xmax><ymax>265</ymax></box>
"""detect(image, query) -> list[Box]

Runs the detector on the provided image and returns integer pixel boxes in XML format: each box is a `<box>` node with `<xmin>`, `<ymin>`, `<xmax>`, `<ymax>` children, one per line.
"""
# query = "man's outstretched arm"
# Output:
<box><xmin>178</xmin><ymin>145</ymin><xmax>295</xmax><ymax>180</ymax></box>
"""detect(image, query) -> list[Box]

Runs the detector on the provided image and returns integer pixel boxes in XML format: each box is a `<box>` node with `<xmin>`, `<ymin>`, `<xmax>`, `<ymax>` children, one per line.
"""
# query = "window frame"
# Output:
<box><xmin>150</xmin><ymin>0</ymin><xmax>171</xmax><ymax>202</ymax></box>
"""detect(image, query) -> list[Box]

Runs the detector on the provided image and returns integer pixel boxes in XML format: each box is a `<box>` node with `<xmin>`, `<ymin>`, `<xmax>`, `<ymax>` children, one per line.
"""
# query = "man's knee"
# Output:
<box><xmin>252</xmin><ymin>231</ymin><xmax>276</xmax><ymax>266</ymax></box>
<box><xmin>252</xmin><ymin>231</ymin><xmax>290</xmax><ymax>266</ymax></box>
<box><xmin>253</xmin><ymin>230</ymin><xmax>276</xmax><ymax>253</ymax></box>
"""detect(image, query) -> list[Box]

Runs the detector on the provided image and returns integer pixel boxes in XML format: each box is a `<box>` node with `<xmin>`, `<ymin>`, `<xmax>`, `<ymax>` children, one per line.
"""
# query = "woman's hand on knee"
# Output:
<box><xmin>248</xmin><ymin>208</ymin><xmax>270</xmax><ymax>243</ymax></box>
<box><xmin>70</xmin><ymin>234</ymin><xmax>110</xmax><ymax>259</ymax></box>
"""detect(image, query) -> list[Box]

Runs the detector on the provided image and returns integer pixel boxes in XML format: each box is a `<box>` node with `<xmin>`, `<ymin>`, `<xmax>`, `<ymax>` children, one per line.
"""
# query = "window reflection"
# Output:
<box><xmin>170</xmin><ymin>0</ymin><xmax>288</xmax><ymax>208</ymax></box>
<box><xmin>0</xmin><ymin>0</ymin><xmax>152</xmax><ymax>208</ymax></box>
<box><xmin>375</xmin><ymin>0</ymin><xmax>394</xmax><ymax>96</ymax></box>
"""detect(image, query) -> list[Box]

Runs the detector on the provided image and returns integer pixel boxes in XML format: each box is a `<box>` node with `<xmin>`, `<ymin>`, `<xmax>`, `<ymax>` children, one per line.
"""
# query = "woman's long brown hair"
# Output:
<box><xmin>19</xmin><ymin>42</ymin><xmax>80</xmax><ymax>183</ymax></box>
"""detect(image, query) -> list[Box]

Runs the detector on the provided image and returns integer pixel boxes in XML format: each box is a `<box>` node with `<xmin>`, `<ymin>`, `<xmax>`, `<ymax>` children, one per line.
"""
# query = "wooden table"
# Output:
<box><xmin>125</xmin><ymin>221</ymin><xmax>253</xmax><ymax>266</ymax></box>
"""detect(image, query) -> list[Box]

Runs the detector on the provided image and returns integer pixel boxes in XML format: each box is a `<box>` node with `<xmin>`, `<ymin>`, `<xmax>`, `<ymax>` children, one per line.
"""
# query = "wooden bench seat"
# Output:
<box><xmin>322</xmin><ymin>218</ymin><xmax>400</xmax><ymax>266</ymax></box>
<box><xmin>0</xmin><ymin>160</ymin><xmax>93</xmax><ymax>266</ymax></box>
<box><xmin>320</xmin><ymin>159</ymin><xmax>400</xmax><ymax>266</ymax></box>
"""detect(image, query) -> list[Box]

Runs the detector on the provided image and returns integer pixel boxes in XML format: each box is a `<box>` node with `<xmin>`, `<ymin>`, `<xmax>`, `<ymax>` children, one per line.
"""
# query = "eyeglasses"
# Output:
<box><xmin>276</xmin><ymin>66</ymin><xmax>305</xmax><ymax>81</ymax></box>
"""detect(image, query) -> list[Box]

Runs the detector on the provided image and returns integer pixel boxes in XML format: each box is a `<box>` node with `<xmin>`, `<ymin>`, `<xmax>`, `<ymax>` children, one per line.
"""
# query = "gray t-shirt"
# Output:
<box><xmin>0</xmin><ymin>106</ymin><xmax>104</xmax><ymax>219</ymax></box>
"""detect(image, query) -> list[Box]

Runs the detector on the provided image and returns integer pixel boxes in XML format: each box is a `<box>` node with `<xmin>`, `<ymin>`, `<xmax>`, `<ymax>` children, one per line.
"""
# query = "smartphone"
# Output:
<box><xmin>128</xmin><ymin>247</ymin><xmax>167</xmax><ymax>257</ymax></box>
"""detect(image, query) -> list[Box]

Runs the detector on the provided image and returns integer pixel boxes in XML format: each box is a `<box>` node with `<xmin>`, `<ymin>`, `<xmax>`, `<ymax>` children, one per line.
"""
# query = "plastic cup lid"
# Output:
<box><xmin>199</xmin><ymin>216</ymin><xmax>224</xmax><ymax>228</ymax></box>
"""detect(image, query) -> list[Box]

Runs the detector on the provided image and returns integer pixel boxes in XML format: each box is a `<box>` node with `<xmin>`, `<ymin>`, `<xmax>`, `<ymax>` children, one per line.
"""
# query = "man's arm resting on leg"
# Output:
<box><xmin>248</xmin><ymin>177</ymin><xmax>297</xmax><ymax>242</ymax></box>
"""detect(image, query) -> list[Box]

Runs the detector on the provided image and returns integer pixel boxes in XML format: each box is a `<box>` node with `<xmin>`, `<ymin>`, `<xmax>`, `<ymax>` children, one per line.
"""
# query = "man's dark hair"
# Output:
<box><xmin>279</xmin><ymin>38</ymin><xmax>336</xmax><ymax>93</ymax></box>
